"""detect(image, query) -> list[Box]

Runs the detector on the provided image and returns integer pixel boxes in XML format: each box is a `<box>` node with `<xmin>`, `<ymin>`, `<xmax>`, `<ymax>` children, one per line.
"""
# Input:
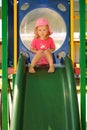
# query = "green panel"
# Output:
<box><xmin>10</xmin><ymin>54</ymin><xmax>26</xmax><ymax>130</ymax></box>
<box><xmin>10</xmin><ymin>55</ymin><xmax>80</xmax><ymax>130</ymax></box>
<box><xmin>80</xmin><ymin>0</ymin><xmax>86</xmax><ymax>130</ymax></box>
<box><xmin>65</xmin><ymin>56</ymin><xmax>80</xmax><ymax>130</ymax></box>
<box><xmin>2</xmin><ymin>0</ymin><xmax>8</xmax><ymax>130</ymax></box>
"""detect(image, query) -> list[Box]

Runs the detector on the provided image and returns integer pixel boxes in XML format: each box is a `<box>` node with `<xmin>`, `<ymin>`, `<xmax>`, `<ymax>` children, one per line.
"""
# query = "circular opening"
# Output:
<box><xmin>20</xmin><ymin>8</ymin><xmax>67</xmax><ymax>51</ymax></box>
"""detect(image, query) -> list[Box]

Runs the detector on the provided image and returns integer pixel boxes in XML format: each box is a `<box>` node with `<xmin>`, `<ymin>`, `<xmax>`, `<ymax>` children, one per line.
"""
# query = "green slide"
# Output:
<box><xmin>10</xmin><ymin>54</ymin><xmax>80</xmax><ymax>130</ymax></box>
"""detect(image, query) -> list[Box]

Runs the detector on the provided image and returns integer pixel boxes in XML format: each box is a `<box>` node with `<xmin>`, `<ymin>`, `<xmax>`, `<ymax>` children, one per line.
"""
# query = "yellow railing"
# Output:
<box><xmin>70</xmin><ymin>0</ymin><xmax>74</xmax><ymax>65</ymax></box>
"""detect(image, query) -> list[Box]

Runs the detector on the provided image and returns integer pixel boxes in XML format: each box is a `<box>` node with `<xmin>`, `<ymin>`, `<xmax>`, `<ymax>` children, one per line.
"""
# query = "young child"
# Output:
<box><xmin>29</xmin><ymin>17</ymin><xmax>55</xmax><ymax>73</ymax></box>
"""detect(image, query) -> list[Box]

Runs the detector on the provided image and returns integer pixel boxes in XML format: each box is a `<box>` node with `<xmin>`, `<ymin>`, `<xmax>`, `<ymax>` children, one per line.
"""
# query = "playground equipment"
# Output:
<box><xmin>10</xmin><ymin>54</ymin><xmax>80</xmax><ymax>130</ymax></box>
<box><xmin>10</xmin><ymin>0</ymin><xmax>80</xmax><ymax>130</ymax></box>
<box><xmin>18</xmin><ymin>0</ymin><xmax>69</xmax><ymax>64</ymax></box>
<box><xmin>1</xmin><ymin>0</ymin><xmax>87</xmax><ymax>130</ymax></box>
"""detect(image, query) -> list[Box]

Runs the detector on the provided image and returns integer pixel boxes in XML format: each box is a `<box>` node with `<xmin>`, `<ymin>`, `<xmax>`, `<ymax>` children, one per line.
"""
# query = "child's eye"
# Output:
<box><xmin>42</xmin><ymin>29</ymin><xmax>46</xmax><ymax>32</ymax></box>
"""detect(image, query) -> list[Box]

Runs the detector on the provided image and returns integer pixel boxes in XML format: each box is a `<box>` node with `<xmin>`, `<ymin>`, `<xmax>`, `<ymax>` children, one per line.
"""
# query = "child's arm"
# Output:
<box><xmin>30</xmin><ymin>47</ymin><xmax>38</xmax><ymax>53</ymax></box>
<box><xmin>30</xmin><ymin>47</ymin><xmax>44</xmax><ymax>54</ymax></box>
<box><xmin>46</xmin><ymin>48</ymin><xmax>55</xmax><ymax>53</ymax></box>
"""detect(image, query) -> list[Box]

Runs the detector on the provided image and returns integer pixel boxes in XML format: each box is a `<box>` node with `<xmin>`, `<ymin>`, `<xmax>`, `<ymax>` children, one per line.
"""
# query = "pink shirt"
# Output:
<box><xmin>30</xmin><ymin>37</ymin><xmax>55</xmax><ymax>65</ymax></box>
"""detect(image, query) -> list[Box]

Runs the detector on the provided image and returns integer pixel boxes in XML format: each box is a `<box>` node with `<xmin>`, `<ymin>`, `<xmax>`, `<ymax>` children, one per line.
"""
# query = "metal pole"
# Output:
<box><xmin>80</xmin><ymin>0</ymin><xmax>86</xmax><ymax>130</ymax></box>
<box><xmin>14</xmin><ymin>0</ymin><xmax>17</xmax><ymax>73</ymax></box>
<box><xmin>86</xmin><ymin>0</ymin><xmax>87</xmax><ymax>4</ymax></box>
<box><xmin>2</xmin><ymin>0</ymin><xmax>8</xmax><ymax>129</ymax></box>
<box><xmin>70</xmin><ymin>0</ymin><xmax>74</xmax><ymax>65</ymax></box>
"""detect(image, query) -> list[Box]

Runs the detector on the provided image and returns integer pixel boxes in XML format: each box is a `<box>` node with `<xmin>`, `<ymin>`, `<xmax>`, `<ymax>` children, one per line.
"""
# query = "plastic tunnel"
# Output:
<box><xmin>10</xmin><ymin>54</ymin><xmax>80</xmax><ymax>130</ymax></box>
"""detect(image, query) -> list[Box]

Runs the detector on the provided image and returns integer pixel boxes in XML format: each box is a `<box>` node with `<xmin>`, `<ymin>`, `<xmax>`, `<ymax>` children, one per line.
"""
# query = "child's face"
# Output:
<box><xmin>37</xmin><ymin>25</ymin><xmax>49</xmax><ymax>39</ymax></box>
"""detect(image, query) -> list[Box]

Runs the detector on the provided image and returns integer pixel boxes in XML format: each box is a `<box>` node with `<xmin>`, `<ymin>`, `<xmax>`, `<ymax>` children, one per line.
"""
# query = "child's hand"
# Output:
<box><xmin>45</xmin><ymin>48</ymin><xmax>55</xmax><ymax>53</ymax></box>
<box><xmin>37</xmin><ymin>50</ymin><xmax>44</xmax><ymax>54</ymax></box>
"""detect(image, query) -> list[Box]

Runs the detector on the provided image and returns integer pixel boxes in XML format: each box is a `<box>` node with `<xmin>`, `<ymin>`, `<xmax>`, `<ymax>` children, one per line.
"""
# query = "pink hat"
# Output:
<box><xmin>34</xmin><ymin>18</ymin><xmax>53</xmax><ymax>35</ymax></box>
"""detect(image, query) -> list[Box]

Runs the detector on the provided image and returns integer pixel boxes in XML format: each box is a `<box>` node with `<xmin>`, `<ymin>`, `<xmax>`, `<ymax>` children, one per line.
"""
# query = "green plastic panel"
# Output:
<box><xmin>2</xmin><ymin>0</ymin><xmax>8</xmax><ymax>130</ymax></box>
<box><xmin>80</xmin><ymin>0</ymin><xmax>86</xmax><ymax>130</ymax></box>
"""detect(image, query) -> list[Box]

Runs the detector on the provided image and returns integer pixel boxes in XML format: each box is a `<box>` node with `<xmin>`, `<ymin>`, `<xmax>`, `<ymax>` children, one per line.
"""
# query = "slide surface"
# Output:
<box><xmin>10</xmin><ymin>55</ymin><xmax>80</xmax><ymax>130</ymax></box>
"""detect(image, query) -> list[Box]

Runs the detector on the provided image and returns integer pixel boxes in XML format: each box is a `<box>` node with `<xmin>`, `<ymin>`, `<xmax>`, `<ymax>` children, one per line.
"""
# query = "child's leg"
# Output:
<box><xmin>29</xmin><ymin>50</ymin><xmax>44</xmax><ymax>73</ymax></box>
<box><xmin>44</xmin><ymin>50</ymin><xmax>55</xmax><ymax>73</ymax></box>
